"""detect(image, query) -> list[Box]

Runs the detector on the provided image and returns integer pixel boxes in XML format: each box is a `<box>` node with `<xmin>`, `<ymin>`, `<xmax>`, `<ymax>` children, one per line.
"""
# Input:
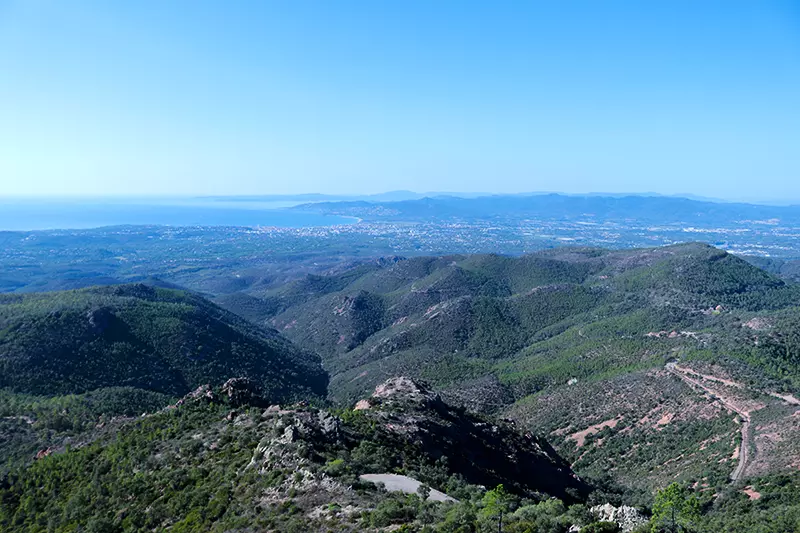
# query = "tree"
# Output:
<box><xmin>481</xmin><ymin>485</ymin><xmax>513</xmax><ymax>532</ymax></box>
<box><xmin>651</xmin><ymin>483</ymin><xmax>700</xmax><ymax>533</ymax></box>
<box><xmin>417</xmin><ymin>483</ymin><xmax>432</xmax><ymax>501</ymax></box>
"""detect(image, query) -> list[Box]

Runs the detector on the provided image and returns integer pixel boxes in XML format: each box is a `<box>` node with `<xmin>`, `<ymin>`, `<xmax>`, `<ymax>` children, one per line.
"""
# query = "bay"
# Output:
<box><xmin>0</xmin><ymin>198</ymin><xmax>354</xmax><ymax>231</ymax></box>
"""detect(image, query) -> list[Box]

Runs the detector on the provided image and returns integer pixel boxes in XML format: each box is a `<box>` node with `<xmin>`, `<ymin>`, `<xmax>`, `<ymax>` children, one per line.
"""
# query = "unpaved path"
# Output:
<box><xmin>359</xmin><ymin>474</ymin><xmax>458</xmax><ymax>502</ymax></box>
<box><xmin>666</xmin><ymin>363</ymin><xmax>751</xmax><ymax>482</ymax></box>
<box><xmin>768</xmin><ymin>392</ymin><xmax>800</xmax><ymax>406</ymax></box>
<box><xmin>669</xmin><ymin>364</ymin><xmax>743</xmax><ymax>389</ymax></box>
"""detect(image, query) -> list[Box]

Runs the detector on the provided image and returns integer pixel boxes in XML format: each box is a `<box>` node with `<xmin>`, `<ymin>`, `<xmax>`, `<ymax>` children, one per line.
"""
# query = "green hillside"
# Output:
<box><xmin>221</xmin><ymin>243</ymin><xmax>799</xmax><ymax>402</ymax></box>
<box><xmin>213</xmin><ymin>243</ymin><xmax>800</xmax><ymax>490</ymax></box>
<box><xmin>5</xmin><ymin>376</ymin><xmax>800</xmax><ymax>532</ymax></box>
<box><xmin>0</xmin><ymin>378</ymin><xmax>595</xmax><ymax>533</ymax></box>
<box><xmin>0</xmin><ymin>284</ymin><xmax>328</xmax><ymax>402</ymax></box>
<box><xmin>4</xmin><ymin>245</ymin><xmax>800</xmax><ymax>531</ymax></box>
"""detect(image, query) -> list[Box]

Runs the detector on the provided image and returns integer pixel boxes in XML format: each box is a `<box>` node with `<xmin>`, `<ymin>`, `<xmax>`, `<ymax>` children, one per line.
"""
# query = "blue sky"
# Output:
<box><xmin>1</xmin><ymin>1</ymin><xmax>799</xmax><ymax>200</ymax></box>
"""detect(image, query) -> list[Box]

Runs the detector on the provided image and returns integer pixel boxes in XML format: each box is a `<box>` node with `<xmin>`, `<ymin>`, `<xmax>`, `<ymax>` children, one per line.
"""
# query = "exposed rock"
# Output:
<box><xmin>374</xmin><ymin>376</ymin><xmax>429</xmax><ymax>399</ymax></box>
<box><xmin>742</xmin><ymin>317</ymin><xmax>772</xmax><ymax>331</ymax></box>
<box><xmin>371</xmin><ymin>376</ymin><xmax>443</xmax><ymax>409</ymax></box>
<box><xmin>248</xmin><ymin>410</ymin><xmax>344</xmax><ymax>473</ymax></box>
<box><xmin>590</xmin><ymin>503</ymin><xmax>648</xmax><ymax>533</ymax></box>
<box><xmin>353</xmin><ymin>399</ymin><xmax>371</xmax><ymax>411</ymax></box>
<box><xmin>306</xmin><ymin>503</ymin><xmax>363</xmax><ymax>520</ymax></box>
<box><xmin>171</xmin><ymin>384</ymin><xmax>215</xmax><ymax>408</ymax></box>
<box><xmin>316</xmin><ymin>411</ymin><xmax>340</xmax><ymax>436</ymax></box>
<box><xmin>245</xmin><ymin>376</ymin><xmax>588</xmax><ymax>505</ymax></box>
<box><xmin>86</xmin><ymin>307</ymin><xmax>115</xmax><ymax>332</ymax></box>
<box><xmin>262</xmin><ymin>405</ymin><xmax>282</xmax><ymax>416</ymax></box>
<box><xmin>221</xmin><ymin>377</ymin><xmax>263</xmax><ymax>407</ymax></box>
<box><xmin>233</xmin><ymin>414</ymin><xmax>254</xmax><ymax>427</ymax></box>
<box><xmin>246</xmin><ymin>410</ymin><xmax>350</xmax><ymax>506</ymax></box>
<box><xmin>187</xmin><ymin>384</ymin><xmax>215</xmax><ymax>401</ymax></box>
<box><xmin>35</xmin><ymin>447</ymin><xmax>53</xmax><ymax>460</ymax></box>
<box><xmin>357</xmin><ymin>377</ymin><xmax>590</xmax><ymax>501</ymax></box>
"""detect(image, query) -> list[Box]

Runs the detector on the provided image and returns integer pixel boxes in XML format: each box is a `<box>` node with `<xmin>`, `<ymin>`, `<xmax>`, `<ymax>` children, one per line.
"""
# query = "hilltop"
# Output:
<box><xmin>0</xmin><ymin>283</ymin><xmax>328</xmax><ymax>401</ymax></box>
<box><xmin>0</xmin><ymin>283</ymin><xmax>330</xmax><ymax>476</ymax></box>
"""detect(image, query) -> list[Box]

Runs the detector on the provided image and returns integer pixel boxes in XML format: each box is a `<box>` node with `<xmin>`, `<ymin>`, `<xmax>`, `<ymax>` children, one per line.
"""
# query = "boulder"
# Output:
<box><xmin>590</xmin><ymin>503</ymin><xmax>648</xmax><ymax>533</ymax></box>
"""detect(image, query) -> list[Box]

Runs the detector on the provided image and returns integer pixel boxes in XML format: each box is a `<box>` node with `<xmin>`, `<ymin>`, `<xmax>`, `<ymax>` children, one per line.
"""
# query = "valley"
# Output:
<box><xmin>3</xmin><ymin>240</ymin><xmax>800</xmax><ymax>531</ymax></box>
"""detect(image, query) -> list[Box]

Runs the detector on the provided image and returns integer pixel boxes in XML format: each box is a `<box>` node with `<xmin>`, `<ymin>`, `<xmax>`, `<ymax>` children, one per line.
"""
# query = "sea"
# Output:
<box><xmin>0</xmin><ymin>198</ymin><xmax>355</xmax><ymax>231</ymax></box>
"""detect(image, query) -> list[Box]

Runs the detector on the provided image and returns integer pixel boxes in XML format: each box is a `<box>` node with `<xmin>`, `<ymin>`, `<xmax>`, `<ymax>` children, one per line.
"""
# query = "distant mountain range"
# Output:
<box><xmin>204</xmin><ymin>191</ymin><xmax>800</xmax><ymax>206</ymax></box>
<box><xmin>201</xmin><ymin>190</ymin><xmax>495</xmax><ymax>203</ymax></box>
<box><xmin>292</xmin><ymin>193</ymin><xmax>800</xmax><ymax>225</ymax></box>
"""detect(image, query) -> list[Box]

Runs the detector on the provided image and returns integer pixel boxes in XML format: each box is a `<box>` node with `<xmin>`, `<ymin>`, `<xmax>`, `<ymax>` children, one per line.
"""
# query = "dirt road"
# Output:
<box><xmin>666</xmin><ymin>362</ymin><xmax>751</xmax><ymax>482</ymax></box>
<box><xmin>359</xmin><ymin>473</ymin><xmax>458</xmax><ymax>502</ymax></box>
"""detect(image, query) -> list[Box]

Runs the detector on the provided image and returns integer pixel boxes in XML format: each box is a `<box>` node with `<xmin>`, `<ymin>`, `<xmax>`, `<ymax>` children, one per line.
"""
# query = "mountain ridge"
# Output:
<box><xmin>209</xmin><ymin>242</ymin><xmax>800</xmax><ymax>490</ymax></box>
<box><xmin>0</xmin><ymin>283</ymin><xmax>328</xmax><ymax>402</ymax></box>
<box><xmin>292</xmin><ymin>193</ymin><xmax>800</xmax><ymax>225</ymax></box>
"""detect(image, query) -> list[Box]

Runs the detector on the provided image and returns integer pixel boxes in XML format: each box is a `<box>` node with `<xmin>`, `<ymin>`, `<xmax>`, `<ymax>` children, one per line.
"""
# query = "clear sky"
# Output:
<box><xmin>1</xmin><ymin>1</ymin><xmax>799</xmax><ymax>200</ymax></box>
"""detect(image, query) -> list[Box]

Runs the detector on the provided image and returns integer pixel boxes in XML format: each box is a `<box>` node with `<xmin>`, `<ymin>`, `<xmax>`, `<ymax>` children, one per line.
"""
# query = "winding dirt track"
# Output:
<box><xmin>665</xmin><ymin>363</ymin><xmax>751</xmax><ymax>482</ymax></box>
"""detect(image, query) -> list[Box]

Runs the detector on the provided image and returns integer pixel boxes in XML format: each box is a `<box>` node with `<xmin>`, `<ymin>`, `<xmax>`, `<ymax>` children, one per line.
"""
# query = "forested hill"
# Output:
<box><xmin>5</xmin><ymin>245</ymin><xmax>800</xmax><ymax>530</ymax></box>
<box><xmin>213</xmin><ymin>243</ymin><xmax>800</xmax><ymax>490</ymax></box>
<box><xmin>0</xmin><ymin>283</ymin><xmax>328</xmax><ymax>402</ymax></box>
<box><xmin>0</xmin><ymin>377</ymin><xmax>595</xmax><ymax>532</ymax></box>
<box><xmin>217</xmin><ymin>242</ymin><xmax>800</xmax><ymax>404</ymax></box>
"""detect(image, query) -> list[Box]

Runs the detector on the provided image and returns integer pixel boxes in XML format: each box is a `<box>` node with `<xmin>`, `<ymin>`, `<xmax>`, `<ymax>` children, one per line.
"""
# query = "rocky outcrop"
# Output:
<box><xmin>240</xmin><ymin>376</ymin><xmax>588</xmax><ymax>504</ymax></box>
<box><xmin>221</xmin><ymin>377</ymin><xmax>263</xmax><ymax>407</ymax></box>
<box><xmin>353</xmin><ymin>399</ymin><xmax>371</xmax><ymax>411</ymax></box>
<box><xmin>358</xmin><ymin>377</ymin><xmax>590</xmax><ymax>501</ymax></box>
<box><xmin>590</xmin><ymin>504</ymin><xmax>648</xmax><ymax>533</ymax></box>
<box><xmin>248</xmin><ymin>409</ymin><xmax>342</xmax><ymax>473</ymax></box>
<box><xmin>170</xmin><ymin>384</ymin><xmax>216</xmax><ymax>409</ymax></box>
<box><xmin>372</xmin><ymin>376</ymin><xmax>443</xmax><ymax>408</ymax></box>
<box><xmin>245</xmin><ymin>408</ymin><xmax>349</xmax><ymax>508</ymax></box>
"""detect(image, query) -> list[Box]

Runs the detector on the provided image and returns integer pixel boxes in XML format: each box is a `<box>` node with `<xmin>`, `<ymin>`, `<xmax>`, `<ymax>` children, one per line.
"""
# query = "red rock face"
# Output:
<box><xmin>35</xmin><ymin>447</ymin><xmax>52</xmax><ymax>460</ymax></box>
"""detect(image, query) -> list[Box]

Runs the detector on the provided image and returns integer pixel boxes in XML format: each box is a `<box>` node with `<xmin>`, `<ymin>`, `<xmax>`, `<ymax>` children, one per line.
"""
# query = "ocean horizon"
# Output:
<box><xmin>0</xmin><ymin>198</ymin><xmax>354</xmax><ymax>231</ymax></box>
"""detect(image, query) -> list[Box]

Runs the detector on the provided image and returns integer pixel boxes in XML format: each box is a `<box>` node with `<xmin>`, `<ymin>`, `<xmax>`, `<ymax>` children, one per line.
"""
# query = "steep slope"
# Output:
<box><xmin>0</xmin><ymin>283</ymin><xmax>327</xmax><ymax>402</ymax></box>
<box><xmin>0</xmin><ymin>378</ymin><xmax>591</xmax><ymax>533</ymax></box>
<box><xmin>744</xmin><ymin>256</ymin><xmax>800</xmax><ymax>283</ymax></box>
<box><xmin>351</xmin><ymin>377</ymin><xmax>589</xmax><ymax>500</ymax></box>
